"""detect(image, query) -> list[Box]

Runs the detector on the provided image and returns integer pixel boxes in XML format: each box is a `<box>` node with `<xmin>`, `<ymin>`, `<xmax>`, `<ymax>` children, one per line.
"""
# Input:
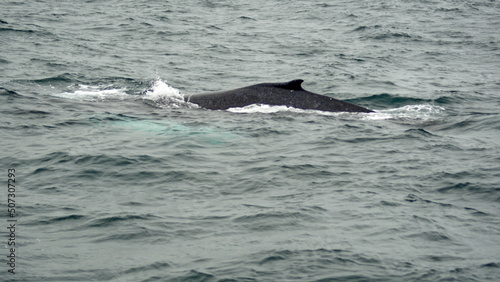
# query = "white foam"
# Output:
<box><xmin>226</xmin><ymin>104</ymin><xmax>369</xmax><ymax>117</ymax></box>
<box><xmin>142</xmin><ymin>77</ymin><xmax>197</xmax><ymax>109</ymax></box>
<box><xmin>227</xmin><ymin>103</ymin><xmax>445</xmax><ymax>123</ymax></box>
<box><xmin>363</xmin><ymin>104</ymin><xmax>446</xmax><ymax>121</ymax></box>
<box><xmin>227</xmin><ymin>104</ymin><xmax>302</xmax><ymax>114</ymax></box>
<box><xmin>55</xmin><ymin>84</ymin><xmax>131</xmax><ymax>101</ymax></box>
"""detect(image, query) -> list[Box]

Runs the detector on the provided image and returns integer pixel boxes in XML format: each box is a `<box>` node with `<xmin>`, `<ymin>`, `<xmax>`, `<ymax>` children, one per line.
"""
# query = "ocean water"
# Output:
<box><xmin>1</xmin><ymin>0</ymin><xmax>500</xmax><ymax>281</ymax></box>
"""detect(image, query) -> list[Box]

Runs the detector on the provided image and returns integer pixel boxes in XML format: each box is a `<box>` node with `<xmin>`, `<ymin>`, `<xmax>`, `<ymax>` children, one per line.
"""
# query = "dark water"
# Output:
<box><xmin>2</xmin><ymin>0</ymin><xmax>500</xmax><ymax>281</ymax></box>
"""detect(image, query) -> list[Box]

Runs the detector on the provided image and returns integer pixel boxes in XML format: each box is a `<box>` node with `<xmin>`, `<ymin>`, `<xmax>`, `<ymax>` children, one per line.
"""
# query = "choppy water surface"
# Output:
<box><xmin>1</xmin><ymin>0</ymin><xmax>500</xmax><ymax>281</ymax></box>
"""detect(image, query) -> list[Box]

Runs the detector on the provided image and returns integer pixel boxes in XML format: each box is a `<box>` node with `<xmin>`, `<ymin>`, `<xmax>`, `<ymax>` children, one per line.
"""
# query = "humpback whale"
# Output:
<box><xmin>185</xmin><ymin>79</ymin><xmax>372</xmax><ymax>113</ymax></box>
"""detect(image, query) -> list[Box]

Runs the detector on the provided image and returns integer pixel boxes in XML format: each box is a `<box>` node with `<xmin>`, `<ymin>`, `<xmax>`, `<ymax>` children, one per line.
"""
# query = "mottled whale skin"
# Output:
<box><xmin>185</xmin><ymin>79</ymin><xmax>372</xmax><ymax>113</ymax></box>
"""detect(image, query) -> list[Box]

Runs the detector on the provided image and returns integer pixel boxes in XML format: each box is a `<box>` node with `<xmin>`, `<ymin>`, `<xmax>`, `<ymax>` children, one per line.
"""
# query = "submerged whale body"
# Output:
<box><xmin>185</xmin><ymin>79</ymin><xmax>373</xmax><ymax>113</ymax></box>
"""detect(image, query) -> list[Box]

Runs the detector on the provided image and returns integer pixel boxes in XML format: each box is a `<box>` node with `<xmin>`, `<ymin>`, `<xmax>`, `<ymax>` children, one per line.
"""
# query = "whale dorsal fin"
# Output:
<box><xmin>279</xmin><ymin>79</ymin><xmax>304</xmax><ymax>91</ymax></box>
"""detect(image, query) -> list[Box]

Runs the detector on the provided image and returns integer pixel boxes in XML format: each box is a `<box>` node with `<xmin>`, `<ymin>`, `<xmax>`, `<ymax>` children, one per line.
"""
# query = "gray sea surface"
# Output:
<box><xmin>1</xmin><ymin>0</ymin><xmax>500</xmax><ymax>281</ymax></box>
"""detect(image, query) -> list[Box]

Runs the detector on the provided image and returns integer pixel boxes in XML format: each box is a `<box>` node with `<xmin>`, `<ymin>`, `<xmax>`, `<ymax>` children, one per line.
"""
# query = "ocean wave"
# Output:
<box><xmin>0</xmin><ymin>87</ymin><xmax>20</xmax><ymax>97</ymax></box>
<box><xmin>85</xmin><ymin>214</ymin><xmax>159</xmax><ymax>228</ymax></box>
<box><xmin>0</xmin><ymin>27</ymin><xmax>37</xmax><ymax>34</ymax></box>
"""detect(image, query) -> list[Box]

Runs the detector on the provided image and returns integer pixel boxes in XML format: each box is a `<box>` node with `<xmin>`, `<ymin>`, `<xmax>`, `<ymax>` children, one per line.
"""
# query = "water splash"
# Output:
<box><xmin>142</xmin><ymin>77</ymin><xmax>197</xmax><ymax>109</ymax></box>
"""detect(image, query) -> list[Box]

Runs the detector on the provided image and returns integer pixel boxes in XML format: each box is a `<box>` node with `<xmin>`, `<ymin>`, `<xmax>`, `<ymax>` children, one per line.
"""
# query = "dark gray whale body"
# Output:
<box><xmin>185</xmin><ymin>79</ymin><xmax>372</xmax><ymax>113</ymax></box>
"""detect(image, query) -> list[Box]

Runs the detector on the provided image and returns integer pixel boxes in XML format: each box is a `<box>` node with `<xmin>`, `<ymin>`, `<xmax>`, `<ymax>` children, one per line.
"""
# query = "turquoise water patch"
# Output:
<box><xmin>92</xmin><ymin>114</ymin><xmax>239</xmax><ymax>145</ymax></box>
